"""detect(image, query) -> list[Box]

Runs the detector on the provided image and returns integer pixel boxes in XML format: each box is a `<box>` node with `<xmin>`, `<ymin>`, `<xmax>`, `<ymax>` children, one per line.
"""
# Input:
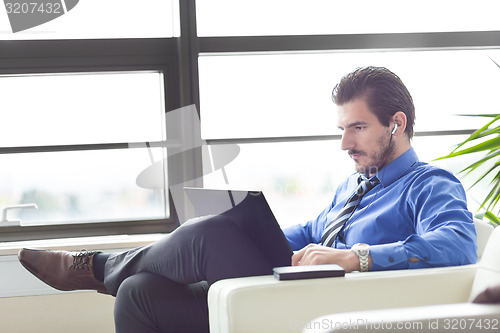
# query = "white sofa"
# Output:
<box><xmin>303</xmin><ymin>220</ymin><xmax>500</xmax><ymax>333</ymax></box>
<box><xmin>302</xmin><ymin>302</ymin><xmax>500</xmax><ymax>332</ymax></box>
<box><xmin>208</xmin><ymin>219</ymin><xmax>495</xmax><ymax>333</ymax></box>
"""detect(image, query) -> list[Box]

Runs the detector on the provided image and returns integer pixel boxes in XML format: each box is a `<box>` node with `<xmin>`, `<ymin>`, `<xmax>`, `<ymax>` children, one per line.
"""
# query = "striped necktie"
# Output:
<box><xmin>321</xmin><ymin>175</ymin><xmax>380</xmax><ymax>247</ymax></box>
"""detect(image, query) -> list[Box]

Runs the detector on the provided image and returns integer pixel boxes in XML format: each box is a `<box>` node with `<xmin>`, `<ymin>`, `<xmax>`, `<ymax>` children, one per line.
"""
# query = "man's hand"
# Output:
<box><xmin>291</xmin><ymin>244</ymin><xmax>372</xmax><ymax>273</ymax></box>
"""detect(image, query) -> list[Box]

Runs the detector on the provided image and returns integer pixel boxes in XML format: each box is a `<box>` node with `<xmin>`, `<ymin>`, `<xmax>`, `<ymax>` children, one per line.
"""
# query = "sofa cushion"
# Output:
<box><xmin>469</xmin><ymin>226</ymin><xmax>500</xmax><ymax>301</ymax></box>
<box><xmin>474</xmin><ymin>218</ymin><xmax>494</xmax><ymax>259</ymax></box>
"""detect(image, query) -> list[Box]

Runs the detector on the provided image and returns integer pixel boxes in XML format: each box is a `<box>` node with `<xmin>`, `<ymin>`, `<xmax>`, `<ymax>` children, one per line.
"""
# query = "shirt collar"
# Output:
<box><xmin>371</xmin><ymin>147</ymin><xmax>419</xmax><ymax>187</ymax></box>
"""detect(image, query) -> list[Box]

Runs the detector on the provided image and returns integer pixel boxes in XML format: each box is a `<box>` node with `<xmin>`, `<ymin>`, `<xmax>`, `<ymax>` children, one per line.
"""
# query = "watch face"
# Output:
<box><xmin>353</xmin><ymin>243</ymin><xmax>369</xmax><ymax>250</ymax></box>
<box><xmin>353</xmin><ymin>243</ymin><xmax>370</xmax><ymax>255</ymax></box>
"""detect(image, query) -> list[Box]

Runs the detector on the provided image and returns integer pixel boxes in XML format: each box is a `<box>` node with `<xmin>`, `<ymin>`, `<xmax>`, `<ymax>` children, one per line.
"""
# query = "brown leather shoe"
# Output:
<box><xmin>18</xmin><ymin>248</ymin><xmax>108</xmax><ymax>294</ymax></box>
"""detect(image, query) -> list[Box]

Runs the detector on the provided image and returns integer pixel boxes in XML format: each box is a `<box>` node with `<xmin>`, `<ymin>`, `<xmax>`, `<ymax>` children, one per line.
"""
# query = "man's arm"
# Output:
<box><xmin>370</xmin><ymin>168</ymin><xmax>477</xmax><ymax>271</ymax></box>
<box><xmin>290</xmin><ymin>240</ymin><xmax>458</xmax><ymax>273</ymax></box>
<box><xmin>290</xmin><ymin>168</ymin><xmax>477</xmax><ymax>272</ymax></box>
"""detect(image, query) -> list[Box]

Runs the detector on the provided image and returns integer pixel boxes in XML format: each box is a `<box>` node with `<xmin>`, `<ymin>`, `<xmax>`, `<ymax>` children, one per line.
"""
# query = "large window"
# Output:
<box><xmin>0</xmin><ymin>3</ymin><xmax>182</xmax><ymax>240</ymax></box>
<box><xmin>0</xmin><ymin>72</ymin><xmax>168</xmax><ymax>226</ymax></box>
<box><xmin>200</xmin><ymin>53</ymin><xmax>498</xmax><ymax>223</ymax></box>
<box><xmin>1</xmin><ymin>1</ymin><xmax>500</xmax><ymax>241</ymax></box>
<box><xmin>197</xmin><ymin>2</ymin><xmax>500</xmax><ymax>226</ymax></box>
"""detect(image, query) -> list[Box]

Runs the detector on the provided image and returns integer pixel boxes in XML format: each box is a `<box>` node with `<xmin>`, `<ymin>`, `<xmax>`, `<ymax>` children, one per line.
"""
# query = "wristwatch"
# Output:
<box><xmin>351</xmin><ymin>243</ymin><xmax>370</xmax><ymax>272</ymax></box>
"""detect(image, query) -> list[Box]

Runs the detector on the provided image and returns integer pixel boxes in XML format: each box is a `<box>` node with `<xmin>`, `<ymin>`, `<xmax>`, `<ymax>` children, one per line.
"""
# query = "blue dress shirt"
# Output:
<box><xmin>283</xmin><ymin>147</ymin><xmax>477</xmax><ymax>270</ymax></box>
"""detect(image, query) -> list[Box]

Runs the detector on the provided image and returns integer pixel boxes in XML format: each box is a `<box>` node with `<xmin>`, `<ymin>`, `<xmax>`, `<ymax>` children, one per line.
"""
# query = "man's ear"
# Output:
<box><xmin>391</xmin><ymin>111</ymin><xmax>407</xmax><ymax>136</ymax></box>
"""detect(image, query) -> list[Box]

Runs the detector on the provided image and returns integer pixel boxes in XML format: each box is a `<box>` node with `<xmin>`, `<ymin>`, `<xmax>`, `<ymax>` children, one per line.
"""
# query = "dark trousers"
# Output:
<box><xmin>106</xmin><ymin>211</ymin><xmax>292</xmax><ymax>333</ymax></box>
<box><xmin>114</xmin><ymin>273</ymin><xmax>210</xmax><ymax>333</ymax></box>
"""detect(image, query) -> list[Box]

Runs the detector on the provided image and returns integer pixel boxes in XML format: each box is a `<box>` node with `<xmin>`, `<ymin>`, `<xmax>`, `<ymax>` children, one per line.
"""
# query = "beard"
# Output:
<box><xmin>351</xmin><ymin>135</ymin><xmax>396</xmax><ymax>176</ymax></box>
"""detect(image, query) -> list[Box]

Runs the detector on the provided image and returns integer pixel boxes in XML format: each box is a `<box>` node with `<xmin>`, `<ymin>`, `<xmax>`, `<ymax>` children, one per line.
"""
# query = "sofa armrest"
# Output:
<box><xmin>208</xmin><ymin>265</ymin><xmax>478</xmax><ymax>333</ymax></box>
<box><xmin>303</xmin><ymin>303</ymin><xmax>500</xmax><ymax>332</ymax></box>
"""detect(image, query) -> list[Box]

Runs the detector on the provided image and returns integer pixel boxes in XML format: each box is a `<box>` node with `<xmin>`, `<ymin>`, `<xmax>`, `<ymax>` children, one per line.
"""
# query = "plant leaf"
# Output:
<box><xmin>480</xmin><ymin>170</ymin><xmax>500</xmax><ymax>211</ymax></box>
<box><xmin>460</xmin><ymin>150</ymin><xmax>500</xmax><ymax>175</ymax></box>
<box><xmin>436</xmin><ymin>136</ymin><xmax>500</xmax><ymax>159</ymax></box>
<box><xmin>466</xmin><ymin>162</ymin><xmax>500</xmax><ymax>190</ymax></box>
<box><xmin>484</xmin><ymin>210</ymin><xmax>500</xmax><ymax>226</ymax></box>
<box><xmin>451</xmin><ymin>115</ymin><xmax>500</xmax><ymax>152</ymax></box>
<box><xmin>455</xmin><ymin>113</ymin><xmax>500</xmax><ymax>118</ymax></box>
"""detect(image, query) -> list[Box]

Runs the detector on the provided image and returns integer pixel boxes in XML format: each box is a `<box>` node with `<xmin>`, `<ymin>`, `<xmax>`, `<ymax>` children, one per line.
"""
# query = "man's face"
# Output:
<box><xmin>337</xmin><ymin>98</ymin><xmax>395</xmax><ymax>176</ymax></box>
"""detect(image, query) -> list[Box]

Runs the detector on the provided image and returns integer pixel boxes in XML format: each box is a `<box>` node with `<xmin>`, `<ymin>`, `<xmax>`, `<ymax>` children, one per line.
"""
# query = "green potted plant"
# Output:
<box><xmin>436</xmin><ymin>113</ymin><xmax>500</xmax><ymax>226</ymax></box>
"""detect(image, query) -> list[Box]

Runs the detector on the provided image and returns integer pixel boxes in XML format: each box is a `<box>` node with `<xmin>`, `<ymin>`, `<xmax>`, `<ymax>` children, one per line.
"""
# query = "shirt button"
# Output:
<box><xmin>424</xmin><ymin>257</ymin><xmax>429</xmax><ymax>261</ymax></box>
<box><xmin>388</xmin><ymin>257</ymin><xmax>394</xmax><ymax>263</ymax></box>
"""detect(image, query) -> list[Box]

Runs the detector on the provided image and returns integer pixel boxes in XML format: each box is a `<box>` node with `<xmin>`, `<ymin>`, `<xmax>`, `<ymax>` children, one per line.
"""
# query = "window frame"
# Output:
<box><xmin>2</xmin><ymin>0</ymin><xmax>500</xmax><ymax>241</ymax></box>
<box><xmin>0</xmin><ymin>38</ymin><xmax>190</xmax><ymax>241</ymax></box>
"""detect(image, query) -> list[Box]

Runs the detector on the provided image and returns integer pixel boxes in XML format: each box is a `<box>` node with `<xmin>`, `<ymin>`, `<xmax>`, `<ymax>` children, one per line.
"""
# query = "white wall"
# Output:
<box><xmin>0</xmin><ymin>292</ymin><xmax>115</xmax><ymax>333</ymax></box>
<box><xmin>0</xmin><ymin>234</ymin><xmax>163</xmax><ymax>333</ymax></box>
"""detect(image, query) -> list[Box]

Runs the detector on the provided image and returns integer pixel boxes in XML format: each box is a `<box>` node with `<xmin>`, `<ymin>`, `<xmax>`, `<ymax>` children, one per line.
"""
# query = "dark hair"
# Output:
<box><xmin>332</xmin><ymin>66</ymin><xmax>415</xmax><ymax>138</ymax></box>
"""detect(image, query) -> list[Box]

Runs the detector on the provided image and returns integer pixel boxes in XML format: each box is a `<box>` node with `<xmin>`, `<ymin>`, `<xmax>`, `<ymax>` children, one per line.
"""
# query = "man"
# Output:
<box><xmin>18</xmin><ymin>66</ymin><xmax>477</xmax><ymax>332</ymax></box>
<box><xmin>286</xmin><ymin>66</ymin><xmax>476</xmax><ymax>272</ymax></box>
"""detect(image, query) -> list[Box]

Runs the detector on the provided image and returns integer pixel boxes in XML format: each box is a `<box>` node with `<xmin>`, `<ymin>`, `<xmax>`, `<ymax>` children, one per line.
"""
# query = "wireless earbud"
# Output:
<box><xmin>391</xmin><ymin>123</ymin><xmax>398</xmax><ymax>135</ymax></box>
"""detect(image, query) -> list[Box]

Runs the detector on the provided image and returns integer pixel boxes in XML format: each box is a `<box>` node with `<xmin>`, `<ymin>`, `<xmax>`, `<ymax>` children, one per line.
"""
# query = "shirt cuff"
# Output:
<box><xmin>370</xmin><ymin>242</ymin><xmax>409</xmax><ymax>271</ymax></box>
